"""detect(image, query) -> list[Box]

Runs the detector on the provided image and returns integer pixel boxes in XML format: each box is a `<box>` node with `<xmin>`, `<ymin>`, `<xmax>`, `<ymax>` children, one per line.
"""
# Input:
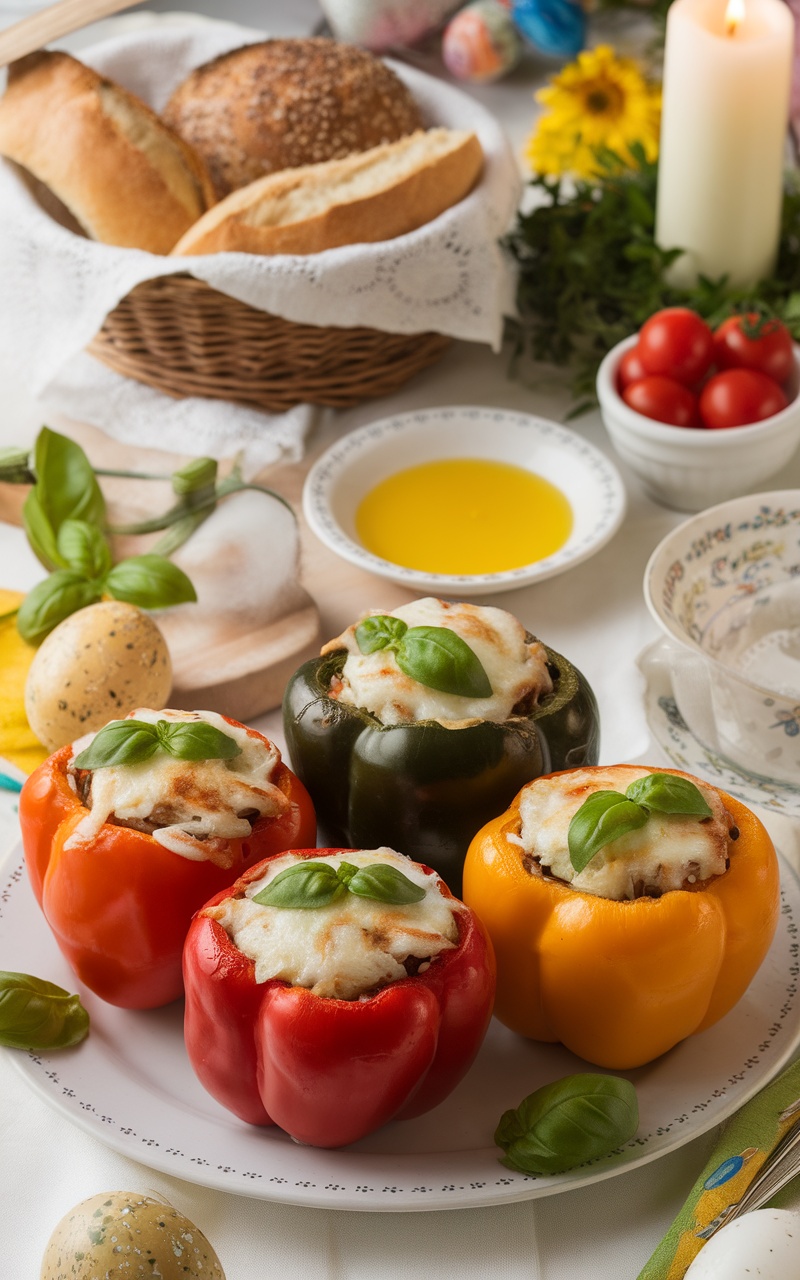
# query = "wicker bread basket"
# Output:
<box><xmin>88</xmin><ymin>274</ymin><xmax>451</xmax><ymax>413</ymax></box>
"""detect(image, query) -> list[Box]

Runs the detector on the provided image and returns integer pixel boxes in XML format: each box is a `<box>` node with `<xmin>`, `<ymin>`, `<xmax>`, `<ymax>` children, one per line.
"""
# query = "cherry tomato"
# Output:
<box><xmin>638</xmin><ymin>308</ymin><xmax>714</xmax><ymax>386</ymax></box>
<box><xmin>699</xmin><ymin>368</ymin><xmax>789</xmax><ymax>429</ymax></box>
<box><xmin>617</xmin><ymin>345</ymin><xmax>648</xmax><ymax>392</ymax></box>
<box><xmin>623</xmin><ymin>376</ymin><xmax>699</xmax><ymax>427</ymax></box>
<box><xmin>713</xmin><ymin>313</ymin><xmax>795</xmax><ymax>385</ymax></box>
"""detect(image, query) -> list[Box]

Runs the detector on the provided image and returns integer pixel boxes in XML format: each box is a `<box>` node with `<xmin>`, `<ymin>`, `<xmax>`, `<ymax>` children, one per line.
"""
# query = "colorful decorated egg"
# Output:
<box><xmin>319</xmin><ymin>0</ymin><xmax>461</xmax><ymax>51</ymax></box>
<box><xmin>511</xmin><ymin>0</ymin><xmax>585</xmax><ymax>58</ymax></box>
<box><xmin>442</xmin><ymin>0</ymin><xmax>522</xmax><ymax>81</ymax></box>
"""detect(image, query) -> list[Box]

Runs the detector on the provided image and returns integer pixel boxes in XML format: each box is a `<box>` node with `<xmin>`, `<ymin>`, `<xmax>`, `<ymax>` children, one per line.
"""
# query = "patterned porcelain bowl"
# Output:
<box><xmin>302</xmin><ymin>405</ymin><xmax>626</xmax><ymax>596</ymax></box>
<box><xmin>597</xmin><ymin>336</ymin><xmax>800</xmax><ymax>512</ymax></box>
<box><xmin>642</xmin><ymin>491</ymin><xmax>800</xmax><ymax>787</ymax></box>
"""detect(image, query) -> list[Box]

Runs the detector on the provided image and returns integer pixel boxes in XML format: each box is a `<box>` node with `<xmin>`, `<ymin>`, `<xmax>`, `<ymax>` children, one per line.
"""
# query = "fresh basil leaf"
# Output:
<box><xmin>0</xmin><ymin>446</ymin><xmax>34</xmax><ymax>483</ymax></box>
<box><xmin>22</xmin><ymin>488</ymin><xmax>64</xmax><ymax>572</ymax></box>
<box><xmin>0</xmin><ymin>971</ymin><xmax>89</xmax><ymax>1050</ymax></box>
<box><xmin>252</xmin><ymin>862</ymin><xmax>346</xmax><ymax>910</ymax></box>
<box><xmin>72</xmin><ymin>720</ymin><xmax>160</xmax><ymax>770</ymax></box>
<box><xmin>16</xmin><ymin>571</ymin><xmax>102</xmax><ymax>645</ymax></box>
<box><xmin>495</xmin><ymin>1074</ymin><xmax>639</xmax><ymax>1176</ymax></box>
<box><xmin>346</xmin><ymin>863</ymin><xmax>427</xmax><ymax>905</ymax></box>
<box><xmin>625</xmin><ymin>773</ymin><xmax>713</xmax><ymax>819</ymax></box>
<box><xmin>34</xmin><ymin>427</ymin><xmax>105</xmax><ymax>535</ymax></box>
<box><xmin>568</xmin><ymin>791</ymin><xmax>649</xmax><ymax>874</ymax></box>
<box><xmin>395</xmin><ymin>626</ymin><xmax>493</xmax><ymax>699</ymax></box>
<box><xmin>355</xmin><ymin>615</ymin><xmax>408</xmax><ymax>654</ymax></box>
<box><xmin>56</xmin><ymin>518</ymin><xmax>112</xmax><ymax>579</ymax></box>
<box><xmin>171</xmin><ymin>456</ymin><xmax>218</xmax><ymax>497</ymax></box>
<box><xmin>156</xmin><ymin>720</ymin><xmax>241</xmax><ymax>762</ymax></box>
<box><xmin>104</xmin><ymin>554</ymin><xmax>197</xmax><ymax>609</ymax></box>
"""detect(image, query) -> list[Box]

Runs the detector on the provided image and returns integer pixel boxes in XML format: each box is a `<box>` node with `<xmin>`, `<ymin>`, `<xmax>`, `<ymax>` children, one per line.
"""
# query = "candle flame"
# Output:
<box><xmin>725</xmin><ymin>0</ymin><xmax>745</xmax><ymax>35</ymax></box>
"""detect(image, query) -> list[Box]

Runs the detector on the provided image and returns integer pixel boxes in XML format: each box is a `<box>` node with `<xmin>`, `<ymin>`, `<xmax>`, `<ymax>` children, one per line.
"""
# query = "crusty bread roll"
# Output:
<box><xmin>162</xmin><ymin>38</ymin><xmax>425</xmax><ymax>199</ymax></box>
<box><xmin>0</xmin><ymin>51</ymin><xmax>217</xmax><ymax>254</ymax></box>
<box><xmin>171</xmin><ymin>129</ymin><xmax>483</xmax><ymax>258</ymax></box>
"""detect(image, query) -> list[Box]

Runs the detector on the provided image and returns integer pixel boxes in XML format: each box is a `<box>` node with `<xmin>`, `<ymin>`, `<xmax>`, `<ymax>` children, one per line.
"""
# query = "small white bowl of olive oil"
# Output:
<box><xmin>302</xmin><ymin>406</ymin><xmax>627</xmax><ymax>595</ymax></box>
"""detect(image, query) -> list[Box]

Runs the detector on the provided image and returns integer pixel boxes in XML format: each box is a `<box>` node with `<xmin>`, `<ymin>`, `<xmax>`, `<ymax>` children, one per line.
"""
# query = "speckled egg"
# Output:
<box><xmin>40</xmin><ymin>1191</ymin><xmax>226</xmax><ymax>1279</ymax></box>
<box><xmin>24</xmin><ymin>601</ymin><xmax>173</xmax><ymax>752</ymax></box>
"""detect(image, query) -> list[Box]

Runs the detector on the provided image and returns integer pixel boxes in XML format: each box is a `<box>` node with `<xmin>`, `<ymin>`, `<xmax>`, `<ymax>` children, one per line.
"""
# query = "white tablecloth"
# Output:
<box><xmin>1</xmin><ymin>3</ymin><xmax>799</xmax><ymax>1276</ymax></box>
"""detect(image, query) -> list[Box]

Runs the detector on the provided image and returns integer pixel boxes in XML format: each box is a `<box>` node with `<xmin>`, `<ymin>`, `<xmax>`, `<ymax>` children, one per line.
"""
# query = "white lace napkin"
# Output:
<box><xmin>0</xmin><ymin>16</ymin><xmax>520</xmax><ymax>466</ymax></box>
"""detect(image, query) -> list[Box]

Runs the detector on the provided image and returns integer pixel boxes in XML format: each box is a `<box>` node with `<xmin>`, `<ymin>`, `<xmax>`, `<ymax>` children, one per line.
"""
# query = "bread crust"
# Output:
<box><xmin>171</xmin><ymin>129</ymin><xmax>483</xmax><ymax>258</ymax></box>
<box><xmin>162</xmin><ymin>37</ymin><xmax>425</xmax><ymax>199</ymax></box>
<box><xmin>0</xmin><ymin>51</ymin><xmax>217</xmax><ymax>254</ymax></box>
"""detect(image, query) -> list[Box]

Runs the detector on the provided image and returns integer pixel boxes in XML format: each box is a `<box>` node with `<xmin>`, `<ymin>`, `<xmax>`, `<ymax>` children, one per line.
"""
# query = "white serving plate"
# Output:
<box><xmin>302</xmin><ymin>406</ymin><xmax>627</xmax><ymax>596</ymax></box>
<box><xmin>2</xmin><ymin>846</ymin><xmax>799</xmax><ymax>1212</ymax></box>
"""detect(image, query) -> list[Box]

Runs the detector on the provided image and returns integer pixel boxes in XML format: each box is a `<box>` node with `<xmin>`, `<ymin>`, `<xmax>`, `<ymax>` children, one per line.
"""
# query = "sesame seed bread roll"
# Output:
<box><xmin>162</xmin><ymin>37</ymin><xmax>425</xmax><ymax>199</ymax></box>
<box><xmin>172</xmin><ymin>128</ymin><xmax>483</xmax><ymax>258</ymax></box>
<box><xmin>0</xmin><ymin>51</ymin><xmax>217</xmax><ymax>254</ymax></box>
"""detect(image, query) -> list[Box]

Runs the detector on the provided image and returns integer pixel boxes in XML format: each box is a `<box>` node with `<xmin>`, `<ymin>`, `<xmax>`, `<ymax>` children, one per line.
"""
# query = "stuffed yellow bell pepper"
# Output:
<box><xmin>462</xmin><ymin>764</ymin><xmax>780</xmax><ymax>1069</ymax></box>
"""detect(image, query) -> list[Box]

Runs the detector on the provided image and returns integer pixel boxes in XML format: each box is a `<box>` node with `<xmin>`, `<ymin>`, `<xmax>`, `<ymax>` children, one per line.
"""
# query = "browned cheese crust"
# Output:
<box><xmin>162</xmin><ymin>37</ymin><xmax>425</xmax><ymax>198</ymax></box>
<box><xmin>0</xmin><ymin>50</ymin><xmax>217</xmax><ymax>254</ymax></box>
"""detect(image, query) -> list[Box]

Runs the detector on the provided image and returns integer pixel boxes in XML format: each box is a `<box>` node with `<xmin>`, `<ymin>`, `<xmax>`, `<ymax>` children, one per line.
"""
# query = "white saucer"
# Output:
<box><xmin>639</xmin><ymin>647</ymin><xmax>800</xmax><ymax>818</ymax></box>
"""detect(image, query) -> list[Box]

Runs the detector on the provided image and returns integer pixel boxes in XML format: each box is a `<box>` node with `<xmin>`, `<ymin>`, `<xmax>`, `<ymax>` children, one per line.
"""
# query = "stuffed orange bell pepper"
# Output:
<box><xmin>462</xmin><ymin>764</ymin><xmax>780</xmax><ymax>1069</ymax></box>
<box><xmin>19</xmin><ymin>708</ymin><xmax>316</xmax><ymax>1009</ymax></box>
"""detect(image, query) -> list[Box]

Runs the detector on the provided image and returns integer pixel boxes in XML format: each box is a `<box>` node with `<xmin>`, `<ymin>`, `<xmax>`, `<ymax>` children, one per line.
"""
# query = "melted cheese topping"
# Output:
<box><xmin>206</xmin><ymin>847</ymin><xmax>460</xmax><ymax>1000</ymax></box>
<box><xmin>517</xmin><ymin>766</ymin><xmax>732</xmax><ymax>901</ymax></box>
<box><xmin>322</xmin><ymin>598</ymin><xmax>553</xmax><ymax>726</ymax></box>
<box><xmin>66</xmin><ymin>708</ymin><xmax>287</xmax><ymax>865</ymax></box>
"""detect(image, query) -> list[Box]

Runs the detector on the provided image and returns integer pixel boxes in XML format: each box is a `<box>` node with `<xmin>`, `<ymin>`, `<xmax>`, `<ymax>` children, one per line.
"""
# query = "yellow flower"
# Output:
<box><xmin>526</xmin><ymin>44</ymin><xmax>661</xmax><ymax>180</ymax></box>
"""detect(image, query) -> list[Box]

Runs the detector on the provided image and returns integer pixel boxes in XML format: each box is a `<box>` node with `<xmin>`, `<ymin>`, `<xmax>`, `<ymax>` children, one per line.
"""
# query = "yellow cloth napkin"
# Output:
<box><xmin>0</xmin><ymin>590</ymin><xmax>47</xmax><ymax>775</ymax></box>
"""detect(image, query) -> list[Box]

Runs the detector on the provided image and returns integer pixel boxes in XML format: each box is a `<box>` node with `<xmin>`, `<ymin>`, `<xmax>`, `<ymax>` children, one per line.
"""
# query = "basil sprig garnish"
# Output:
<box><xmin>568</xmin><ymin>773</ymin><xmax>713</xmax><ymax>874</ymax></box>
<box><xmin>355</xmin><ymin>615</ymin><xmax>492</xmax><ymax>699</ymax></box>
<box><xmin>73</xmin><ymin>718</ymin><xmax>242</xmax><ymax>770</ymax></box>
<box><xmin>252</xmin><ymin>859</ymin><xmax>426</xmax><ymax>910</ymax></box>
<box><xmin>0</xmin><ymin>971</ymin><xmax>89</xmax><ymax>1051</ymax></box>
<box><xmin>495</xmin><ymin>1073</ymin><xmax>639</xmax><ymax>1176</ymax></box>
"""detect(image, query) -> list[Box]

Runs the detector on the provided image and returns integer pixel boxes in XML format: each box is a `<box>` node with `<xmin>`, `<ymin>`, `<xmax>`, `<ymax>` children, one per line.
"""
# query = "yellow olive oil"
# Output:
<box><xmin>355</xmin><ymin>458</ymin><xmax>573</xmax><ymax>575</ymax></box>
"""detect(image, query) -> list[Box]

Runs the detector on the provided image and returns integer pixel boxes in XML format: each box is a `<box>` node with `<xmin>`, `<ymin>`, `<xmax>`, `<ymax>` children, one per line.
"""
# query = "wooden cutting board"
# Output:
<box><xmin>0</xmin><ymin>418</ymin><xmax>415</xmax><ymax>722</ymax></box>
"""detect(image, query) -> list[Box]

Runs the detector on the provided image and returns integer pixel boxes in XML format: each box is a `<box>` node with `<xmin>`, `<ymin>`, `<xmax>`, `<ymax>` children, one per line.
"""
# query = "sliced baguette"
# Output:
<box><xmin>0</xmin><ymin>51</ymin><xmax>217</xmax><ymax>254</ymax></box>
<box><xmin>171</xmin><ymin>128</ymin><xmax>483</xmax><ymax>257</ymax></box>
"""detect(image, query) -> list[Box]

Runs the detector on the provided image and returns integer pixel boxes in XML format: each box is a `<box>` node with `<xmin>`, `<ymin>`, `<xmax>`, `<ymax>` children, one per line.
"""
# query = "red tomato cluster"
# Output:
<box><xmin>617</xmin><ymin>308</ymin><xmax>796</xmax><ymax>430</ymax></box>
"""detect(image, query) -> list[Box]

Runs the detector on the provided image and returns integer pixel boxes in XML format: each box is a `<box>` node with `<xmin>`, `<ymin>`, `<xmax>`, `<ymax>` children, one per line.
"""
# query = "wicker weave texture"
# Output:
<box><xmin>88</xmin><ymin>274</ymin><xmax>450</xmax><ymax>412</ymax></box>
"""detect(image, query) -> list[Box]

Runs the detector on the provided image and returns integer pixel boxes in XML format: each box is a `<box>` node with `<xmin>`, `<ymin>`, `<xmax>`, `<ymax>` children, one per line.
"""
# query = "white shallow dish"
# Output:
<box><xmin>639</xmin><ymin>641</ymin><xmax>800</xmax><ymax>819</ymax></box>
<box><xmin>3</xmin><ymin>849</ymin><xmax>800</xmax><ymax>1212</ymax></box>
<box><xmin>302</xmin><ymin>406</ymin><xmax>626</xmax><ymax>596</ymax></box>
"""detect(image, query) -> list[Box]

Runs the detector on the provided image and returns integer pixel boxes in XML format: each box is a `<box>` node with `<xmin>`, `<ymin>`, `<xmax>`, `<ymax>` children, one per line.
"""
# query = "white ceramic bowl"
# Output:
<box><xmin>302</xmin><ymin>405</ymin><xmax>626</xmax><ymax>596</ymax></box>
<box><xmin>597</xmin><ymin>336</ymin><xmax>800</xmax><ymax>512</ymax></box>
<box><xmin>642</xmin><ymin>490</ymin><xmax>800</xmax><ymax>787</ymax></box>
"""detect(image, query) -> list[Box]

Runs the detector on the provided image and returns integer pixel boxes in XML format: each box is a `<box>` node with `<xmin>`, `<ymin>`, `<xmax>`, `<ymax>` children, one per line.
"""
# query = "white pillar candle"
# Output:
<box><xmin>655</xmin><ymin>0</ymin><xmax>794</xmax><ymax>289</ymax></box>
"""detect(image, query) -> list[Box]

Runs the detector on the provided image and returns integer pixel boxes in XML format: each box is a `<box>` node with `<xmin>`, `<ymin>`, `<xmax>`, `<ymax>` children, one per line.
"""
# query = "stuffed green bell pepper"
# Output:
<box><xmin>282</xmin><ymin>598</ymin><xmax>600</xmax><ymax>895</ymax></box>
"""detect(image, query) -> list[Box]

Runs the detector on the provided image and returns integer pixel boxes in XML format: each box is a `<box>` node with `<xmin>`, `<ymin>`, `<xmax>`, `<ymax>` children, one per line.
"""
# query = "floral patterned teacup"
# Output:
<box><xmin>643</xmin><ymin>491</ymin><xmax>800</xmax><ymax>788</ymax></box>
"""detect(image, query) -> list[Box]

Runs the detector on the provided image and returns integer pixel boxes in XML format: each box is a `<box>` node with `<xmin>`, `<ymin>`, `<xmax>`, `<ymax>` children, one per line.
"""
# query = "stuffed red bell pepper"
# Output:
<box><xmin>19</xmin><ymin>708</ymin><xmax>316</xmax><ymax>1009</ymax></box>
<box><xmin>182</xmin><ymin>845</ymin><xmax>496</xmax><ymax>1148</ymax></box>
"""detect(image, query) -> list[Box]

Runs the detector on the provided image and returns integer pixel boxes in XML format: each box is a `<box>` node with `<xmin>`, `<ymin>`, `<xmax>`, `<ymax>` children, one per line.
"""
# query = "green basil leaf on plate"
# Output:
<box><xmin>346</xmin><ymin>863</ymin><xmax>426</xmax><ymax>905</ymax></box>
<box><xmin>253</xmin><ymin>862</ymin><xmax>346</xmax><ymax>910</ymax></box>
<box><xmin>495</xmin><ymin>1073</ymin><xmax>639</xmax><ymax>1176</ymax></box>
<box><xmin>72</xmin><ymin>719</ymin><xmax>161</xmax><ymax>770</ymax></box>
<box><xmin>355</xmin><ymin>615</ymin><xmax>408</xmax><ymax>654</ymax></box>
<box><xmin>156</xmin><ymin>719</ymin><xmax>241</xmax><ymax>762</ymax></box>
<box><xmin>0</xmin><ymin>971</ymin><xmax>90</xmax><ymax>1051</ymax></box>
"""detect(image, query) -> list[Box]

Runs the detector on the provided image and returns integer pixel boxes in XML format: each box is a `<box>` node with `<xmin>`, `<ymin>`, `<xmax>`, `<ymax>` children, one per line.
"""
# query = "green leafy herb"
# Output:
<box><xmin>0</xmin><ymin>971</ymin><xmax>89</xmax><ymax>1050</ymax></box>
<box><xmin>568</xmin><ymin>772</ymin><xmax>712</xmax><ymax>872</ymax></box>
<box><xmin>503</xmin><ymin>149</ymin><xmax>800</xmax><ymax>406</ymax></box>
<box><xmin>12</xmin><ymin>427</ymin><xmax>200</xmax><ymax>645</ymax></box>
<box><xmin>354</xmin><ymin>615</ymin><xmax>492</xmax><ymax>699</ymax></box>
<box><xmin>567</xmin><ymin>792</ymin><xmax>649</xmax><ymax>874</ymax></box>
<box><xmin>72</xmin><ymin>717</ymin><xmax>242</xmax><ymax>770</ymax></box>
<box><xmin>495</xmin><ymin>1073</ymin><xmax>639</xmax><ymax>1176</ymax></box>
<box><xmin>252</xmin><ymin>858</ymin><xmax>426</xmax><ymax>910</ymax></box>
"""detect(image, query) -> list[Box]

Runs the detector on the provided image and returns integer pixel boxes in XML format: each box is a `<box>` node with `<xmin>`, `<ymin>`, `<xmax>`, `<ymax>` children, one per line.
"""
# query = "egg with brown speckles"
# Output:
<box><xmin>24</xmin><ymin>601</ymin><xmax>173</xmax><ymax>751</ymax></box>
<box><xmin>40</xmin><ymin>1190</ymin><xmax>226</xmax><ymax>1278</ymax></box>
